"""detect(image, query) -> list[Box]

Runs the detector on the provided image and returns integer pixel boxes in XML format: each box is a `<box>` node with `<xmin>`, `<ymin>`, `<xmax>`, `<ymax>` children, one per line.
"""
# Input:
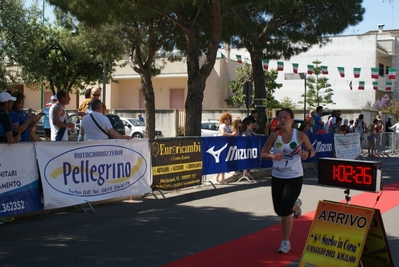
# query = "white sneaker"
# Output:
<box><xmin>277</xmin><ymin>240</ymin><xmax>291</xmax><ymax>254</ymax></box>
<box><xmin>293</xmin><ymin>199</ymin><xmax>302</xmax><ymax>218</ymax></box>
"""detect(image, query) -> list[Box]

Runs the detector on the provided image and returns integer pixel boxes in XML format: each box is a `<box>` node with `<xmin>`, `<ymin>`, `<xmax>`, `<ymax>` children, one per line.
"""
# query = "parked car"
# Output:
<box><xmin>120</xmin><ymin>117</ymin><xmax>163</xmax><ymax>138</ymax></box>
<box><xmin>201</xmin><ymin>120</ymin><xmax>219</xmax><ymax>136</ymax></box>
<box><xmin>36</xmin><ymin>113</ymin><xmax>126</xmax><ymax>140</ymax></box>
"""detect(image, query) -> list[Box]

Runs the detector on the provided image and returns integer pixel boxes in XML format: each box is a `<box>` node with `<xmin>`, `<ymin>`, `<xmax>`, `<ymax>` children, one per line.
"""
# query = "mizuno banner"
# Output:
<box><xmin>201</xmin><ymin>136</ymin><xmax>261</xmax><ymax>175</ymax></box>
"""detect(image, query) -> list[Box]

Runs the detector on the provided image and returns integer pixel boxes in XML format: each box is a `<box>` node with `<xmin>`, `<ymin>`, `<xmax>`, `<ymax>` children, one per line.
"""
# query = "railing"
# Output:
<box><xmin>365</xmin><ymin>132</ymin><xmax>399</xmax><ymax>157</ymax></box>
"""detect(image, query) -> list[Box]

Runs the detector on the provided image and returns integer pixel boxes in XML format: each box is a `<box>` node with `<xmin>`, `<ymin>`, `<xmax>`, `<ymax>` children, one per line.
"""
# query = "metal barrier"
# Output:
<box><xmin>366</xmin><ymin>132</ymin><xmax>399</xmax><ymax>158</ymax></box>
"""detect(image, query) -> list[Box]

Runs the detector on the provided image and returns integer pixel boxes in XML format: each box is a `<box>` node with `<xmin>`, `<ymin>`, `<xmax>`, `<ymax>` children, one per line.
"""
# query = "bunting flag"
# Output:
<box><xmin>236</xmin><ymin>55</ymin><xmax>242</xmax><ymax>64</ymax></box>
<box><xmin>386</xmin><ymin>81</ymin><xmax>393</xmax><ymax>90</ymax></box>
<box><xmin>221</xmin><ymin>53</ymin><xmax>225</xmax><ymax>59</ymax></box>
<box><xmin>277</xmin><ymin>61</ymin><xmax>284</xmax><ymax>71</ymax></box>
<box><xmin>354</xmin><ymin>68</ymin><xmax>361</xmax><ymax>78</ymax></box>
<box><xmin>349</xmin><ymin>81</ymin><xmax>352</xmax><ymax>90</ymax></box>
<box><xmin>388</xmin><ymin>68</ymin><xmax>396</xmax><ymax>79</ymax></box>
<box><xmin>321</xmin><ymin>66</ymin><xmax>328</xmax><ymax>75</ymax></box>
<box><xmin>358</xmin><ymin>81</ymin><xmax>365</xmax><ymax>90</ymax></box>
<box><xmin>373</xmin><ymin>81</ymin><xmax>378</xmax><ymax>90</ymax></box>
<box><xmin>307</xmin><ymin>65</ymin><xmax>314</xmax><ymax>75</ymax></box>
<box><xmin>263</xmin><ymin>59</ymin><xmax>269</xmax><ymax>70</ymax></box>
<box><xmin>371</xmin><ymin>68</ymin><xmax>379</xmax><ymax>79</ymax></box>
<box><xmin>292</xmin><ymin>63</ymin><xmax>298</xmax><ymax>73</ymax></box>
<box><xmin>338</xmin><ymin>67</ymin><xmax>345</xmax><ymax>77</ymax></box>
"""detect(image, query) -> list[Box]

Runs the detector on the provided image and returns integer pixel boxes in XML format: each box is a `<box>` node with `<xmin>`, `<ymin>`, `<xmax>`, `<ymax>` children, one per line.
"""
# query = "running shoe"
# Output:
<box><xmin>277</xmin><ymin>240</ymin><xmax>291</xmax><ymax>254</ymax></box>
<box><xmin>293</xmin><ymin>199</ymin><xmax>302</xmax><ymax>218</ymax></box>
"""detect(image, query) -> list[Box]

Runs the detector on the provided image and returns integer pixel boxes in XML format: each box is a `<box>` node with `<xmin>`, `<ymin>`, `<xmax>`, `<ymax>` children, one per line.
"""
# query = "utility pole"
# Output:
<box><xmin>39</xmin><ymin>0</ymin><xmax>45</xmax><ymax>108</ymax></box>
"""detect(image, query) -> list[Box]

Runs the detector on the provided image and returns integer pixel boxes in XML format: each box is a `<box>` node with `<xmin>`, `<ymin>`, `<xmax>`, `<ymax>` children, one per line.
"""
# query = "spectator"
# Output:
<box><xmin>243</xmin><ymin>110</ymin><xmax>259</xmax><ymax>131</ymax></box>
<box><xmin>349</xmin><ymin>119</ymin><xmax>355</xmax><ymax>133</ymax></box>
<box><xmin>386</xmin><ymin>117</ymin><xmax>393</xmax><ymax>133</ymax></box>
<box><xmin>354</xmin><ymin>114</ymin><xmax>367</xmax><ymax>144</ymax></box>
<box><xmin>138</xmin><ymin>113</ymin><xmax>145</xmax><ymax>123</ymax></box>
<box><xmin>376</xmin><ymin>115</ymin><xmax>385</xmax><ymax>133</ymax></box>
<box><xmin>214</xmin><ymin>112</ymin><xmax>234</xmax><ymax>185</ymax></box>
<box><xmin>78</xmin><ymin>87</ymin><xmax>107</xmax><ymax>116</ymax></box>
<box><xmin>77</xmin><ymin>87</ymin><xmax>107</xmax><ymax>141</ymax></box>
<box><xmin>241</xmin><ymin>119</ymin><xmax>255</xmax><ymax>136</ymax></box>
<box><xmin>9</xmin><ymin>92</ymin><xmax>42</xmax><ymax>142</ymax></box>
<box><xmin>298</xmin><ymin>121</ymin><xmax>310</xmax><ymax>134</ymax></box>
<box><xmin>231</xmin><ymin>117</ymin><xmax>242</xmax><ymax>136</ymax></box>
<box><xmin>340</xmin><ymin>119</ymin><xmax>350</xmax><ymax>133</ymax></box>
<box><xmin>306</xmin><ymin>110</ymin><xmax>315</xmax><ymax>134</ymax></box>
<box><xmin>260</xmin><ymin>108</ymin><xmax>315</xmax><ymax>254</ymax></box>
<box><xmin>266</xmin><ymin>116</ymin><xmax>279</xmax><ymax>135</ymax></box>
<box><xmin>329</xmin><ymin>117</ymin><xmax>344</xmax><ymax>134</ymax></box>
<box><xmin>0</xmin><ymin>92</ymin><xmax>21</xmax><ymax>143</ymax></box>
<box><xmin>367</xmin><ymin>119</ymin><xmax>379</xmax><ymax>157</ymax></box>
<box><xmin>325</xmin><ymin>110</ymin><xmax>341</xmax><ymax>133</ymax></box>
<box><xmin>42</xmin><ymin>95</ymin><xmax>58</xmax><ymax>141</ymax></box>
<box><xmin>80</xmin><ymin>99</ymin><xmax>131</xmax><ymax>141</ymax></box>
<box><xmin>49</xmin><ymin>90</ymin><xmax>75</xmax><ymax>141</ymax></box>
<box><xmin>314</xmin><ymin>106</ymin><xmax>325</xmax><ymax>134</ymax></box>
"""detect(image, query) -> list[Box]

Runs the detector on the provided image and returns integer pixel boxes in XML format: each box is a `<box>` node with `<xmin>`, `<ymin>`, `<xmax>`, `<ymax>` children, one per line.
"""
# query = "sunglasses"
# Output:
<box><xmin>224</xmin><ymin>117</ymin><xmax>231</xmax><ymax>120</ymax></box>
<box><xmin>92</xmin><ymin>94</ymin><xmax>101</xmax><ymax>97</ymax></box>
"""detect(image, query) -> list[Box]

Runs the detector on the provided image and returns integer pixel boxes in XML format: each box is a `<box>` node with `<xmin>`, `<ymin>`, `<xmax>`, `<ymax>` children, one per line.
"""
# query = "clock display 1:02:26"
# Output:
<box><xmin>333</xmin><ymin>164</ymin><xmax>372</xmax><ymax>185</ymax></box>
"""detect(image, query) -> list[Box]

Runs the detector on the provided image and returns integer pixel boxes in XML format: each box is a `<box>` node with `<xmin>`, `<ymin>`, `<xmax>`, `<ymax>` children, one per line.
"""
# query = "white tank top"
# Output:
<box><xmin>272</xmin><ymin>129</ymin><xmax>303</xmax><ymax>178</ymax></box>
<box><xmin>49</xmin><ymin>103</ymin><xmax>68</xmax><ymax>141</ymax></box>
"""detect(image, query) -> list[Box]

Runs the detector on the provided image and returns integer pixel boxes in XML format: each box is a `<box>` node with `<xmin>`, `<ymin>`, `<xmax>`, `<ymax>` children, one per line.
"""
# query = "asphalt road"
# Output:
<box><xmin>1</xmin><ymin>156</ymin><xmax>398</xmax><ymax>267</ymax></box>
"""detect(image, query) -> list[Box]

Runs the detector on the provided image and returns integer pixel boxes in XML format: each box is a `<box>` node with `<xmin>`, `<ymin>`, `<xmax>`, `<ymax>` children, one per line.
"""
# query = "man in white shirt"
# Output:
<box><xmin>80</xmin><ymin>99</ymin><xmax>131</xmax><ymax>141</ymax></box>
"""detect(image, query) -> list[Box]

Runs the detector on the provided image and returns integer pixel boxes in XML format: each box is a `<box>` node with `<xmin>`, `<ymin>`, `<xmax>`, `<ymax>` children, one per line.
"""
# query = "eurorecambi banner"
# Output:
<box><xmin>35</xmin><ymin>139</ymin><xmax>151</xmax><ymax>209</ymax></box>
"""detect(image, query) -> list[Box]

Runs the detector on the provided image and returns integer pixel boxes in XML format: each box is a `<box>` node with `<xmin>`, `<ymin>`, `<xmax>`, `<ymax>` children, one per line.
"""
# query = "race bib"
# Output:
<box><xmin>273</xmin><ymin>155</ymin><xmax>294</xmax><ymax>172</ymax></box>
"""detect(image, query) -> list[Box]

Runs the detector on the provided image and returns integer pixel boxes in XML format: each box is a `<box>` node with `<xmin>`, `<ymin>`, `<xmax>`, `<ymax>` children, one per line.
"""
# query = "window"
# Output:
<box><xmin>386</xmin><ymin>66</ymin><xmax>390</xmax><ymax>75</ymax></box>
<box><xmin>379</xmin><ymin>63</ymin><xmax>385</xmax><ymax>76</ymax></box>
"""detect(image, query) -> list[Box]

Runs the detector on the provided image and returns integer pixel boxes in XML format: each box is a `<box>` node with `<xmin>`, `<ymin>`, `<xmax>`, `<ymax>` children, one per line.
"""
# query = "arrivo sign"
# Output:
<box><xmin>318</xmin><ymin>158</ymin><xmax>382</xmax><ymax>192</ymax></box>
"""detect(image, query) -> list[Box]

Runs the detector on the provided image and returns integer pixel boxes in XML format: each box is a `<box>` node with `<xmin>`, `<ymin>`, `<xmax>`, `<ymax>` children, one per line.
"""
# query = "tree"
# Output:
<box><xmin>49</xmin><ymin>0</ymin><xmax>227</xmax><ymax>136</ymax></box>
<box><xmin>298</xmin><ymin>60</ymin><xmax>335</xmax><ymax>109</ymax></box>
<box><xmin>49</xmin><ymin>1</ymin><xmax>180</xmax><ymax>138</ymax></box>
<box><xmin>0</xmin><ymin>0</ymin><xmax>39</xmax><ymax>88</ymax></box>
<box><xmin>223</xmin><ymin>0</ymin><xmax>364</xmax><ymax>133</ymax></box>
<box><xmin>226</xmin><ymin>64</ymin><xmax>282</xmax><ymax>118</ymax></box>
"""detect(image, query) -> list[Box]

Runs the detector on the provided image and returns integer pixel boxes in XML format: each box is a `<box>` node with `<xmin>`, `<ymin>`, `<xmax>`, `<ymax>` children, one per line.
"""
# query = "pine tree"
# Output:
<box><xmin>299</xmin><ymin>60</ymin><xmax>335</xmax><ymax>109</ymax></box>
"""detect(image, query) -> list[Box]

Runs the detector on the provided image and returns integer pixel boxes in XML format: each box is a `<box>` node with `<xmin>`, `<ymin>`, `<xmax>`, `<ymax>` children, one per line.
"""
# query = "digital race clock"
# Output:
<box><xmin>318</xmin><ymin>158</ymin><xmax>382</xmax><ymax>192</ymax></box>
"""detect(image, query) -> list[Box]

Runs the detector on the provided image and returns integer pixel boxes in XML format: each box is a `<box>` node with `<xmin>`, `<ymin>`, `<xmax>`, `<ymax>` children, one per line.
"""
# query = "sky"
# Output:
<box><xmin>25</xmin><ymin>0</ymin><xmax>399</xmax><ymax>34</ymax></box>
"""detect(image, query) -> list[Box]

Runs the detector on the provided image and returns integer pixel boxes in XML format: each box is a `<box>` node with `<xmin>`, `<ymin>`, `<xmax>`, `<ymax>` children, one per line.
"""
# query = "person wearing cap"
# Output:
<box><xmin>376</xmin><ymin>115</ymin><xmax>384</xmax><ymax>133</ymax></box>
<box><xmin>0</xmin><ymin>92</ymin><xmax>21</xmax><ymax>143</ymax></box>
<box><xmin>42</xmin><ymin>95</ymin><xmax>58</xmax><ymax>141</ymax></box>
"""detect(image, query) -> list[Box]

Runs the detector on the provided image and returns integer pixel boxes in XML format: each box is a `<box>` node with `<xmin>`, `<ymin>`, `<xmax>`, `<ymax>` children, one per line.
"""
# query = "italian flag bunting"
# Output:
<box><xmin>292</xmin><ymin>63</ymin><xmax>298</xmax><ymax>73</ymax></box>
<box><xmin>307</xmin><ymin>65</ymin><xmax>314</xmax><ymax>75</ymax></box>
<box><xmin>277</xmin><ymin>61</ymin><xmax>284</xmax><ymax>71</ymax></box>
<box><xmin>371</xmin><ymin>68</ymin><xmax>379</xmax><ymax>79</ymax></box>
<box><xmin>358</xmin><ymin>81</ymin><xmax>365</xmax><ymax>90</ymax></box>
<box><xmin>373</xmin><ymin>81</ymin><xmax>378</xmax><ymax>90</ymax></box>
<box><xmin>353</xmin><ymin>68</ymin><xmax>361</xmax><ymax>78</ymax></box>
<box><xmin>386</xmin><ymin>81</ymin><xmax>393</xmax><ymax>91</ymax></box>
<box><xmin>263</xmin><ymin>59</ymin><xmax>269</xmax><ymax>70</ymax></box>
<box><xmin>388</xmin><ymin>68</ymin><xmax>396</xmax><ymax>79</ymax></box>
<box><xmin>321</xmin><ymin>66</ymin><xmax>328</xmax><ymax>75</ymax></box>
<box><xmin>338</xmin><ymin>67</ymin><xmax>345</xmax><ymax>77</ymax></box>
<box><xmin>349</xmin><ymin>81</ymin><xmax>352</xmax><ymax>90</ymax></box>
<box><xmin>236</xmin><ymin>55</ymin><xmax>242</xmax><ymax>64</ymax></box>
